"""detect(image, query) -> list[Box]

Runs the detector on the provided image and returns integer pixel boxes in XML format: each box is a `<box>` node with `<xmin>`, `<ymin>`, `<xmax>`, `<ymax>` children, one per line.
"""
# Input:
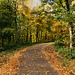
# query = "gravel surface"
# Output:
<box><xmin>17</xmin><ymin>43</ymin><xmax>58</xmax><ymax>75</ymax></box>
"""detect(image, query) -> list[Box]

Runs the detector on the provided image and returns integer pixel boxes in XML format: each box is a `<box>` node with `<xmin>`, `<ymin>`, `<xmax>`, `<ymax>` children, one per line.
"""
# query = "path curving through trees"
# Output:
<box><xmin>17</xmin><ymin>43</ymin><xmax>58</xmax><ymax>75</ymax></box>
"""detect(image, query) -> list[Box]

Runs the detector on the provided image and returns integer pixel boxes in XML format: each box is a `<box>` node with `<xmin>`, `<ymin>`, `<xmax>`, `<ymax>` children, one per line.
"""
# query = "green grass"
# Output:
<box><xmin>53</xmin><ymin>43</ymin><xmax>75</xmax><ymax>59</ymax></box>
<box><xmin>73</xmin><ymin>70</ymin><xmax>75</xmax><ymax>72</ymax></box>
<box><xmin>52</xmin><ymin>43</ymin><xmax>75</xmax><ymax>71</ymax></box>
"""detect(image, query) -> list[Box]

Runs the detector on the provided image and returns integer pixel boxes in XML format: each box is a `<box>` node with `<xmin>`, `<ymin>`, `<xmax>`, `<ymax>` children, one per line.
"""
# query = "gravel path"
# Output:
<box><xmin>17</xmin><ymin>43</ymin><xmax>58</xmax><ymax>75</ymax></box>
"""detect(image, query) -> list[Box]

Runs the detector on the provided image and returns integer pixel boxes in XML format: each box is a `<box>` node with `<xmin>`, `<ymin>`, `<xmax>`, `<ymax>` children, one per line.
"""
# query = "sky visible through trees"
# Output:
<box><xmin>0</xmin><ymin>0</ymin><xmax>75</xmax><ymax>60</ymax></box>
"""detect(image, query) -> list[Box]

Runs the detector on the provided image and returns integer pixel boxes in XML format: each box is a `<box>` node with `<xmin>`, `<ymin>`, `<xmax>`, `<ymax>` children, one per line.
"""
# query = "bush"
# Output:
<box><xmin>54</xmin><ymin>49</ymin><xmax>58</xmax><ymax>52</ymax></box>
<box><xmin>58</xmin><ymin>48</ymin><xmax>63</xmax><ymax>54</ymax></box>
<box><xmin>54</xmin><ymin>43</ymin><xmax>75</xmax><ymax>59</ymax></box>
<box><xmin>25</xmin><ymin>42</ymin><xmax>32</xmax><ymax>46</ymax></box>
<box><xmin>2</xmin><ymin>51</ymin><xmax>7</xmax><ymax>55</ymax></box>
<box><xmin>53</xmin><ymin>43</ymin><xmax>64</xmax><ymax>48</ymax></box>
<box><xmin>0</xmin><ymin>47</ymin><xmax>4</xmax><ymax>52</ymax></box>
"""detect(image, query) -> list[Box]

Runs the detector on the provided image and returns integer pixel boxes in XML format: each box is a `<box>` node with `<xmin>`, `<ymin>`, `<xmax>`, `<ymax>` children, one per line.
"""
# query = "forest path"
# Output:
<box><xmin>17</xmin><ymin>43</ymin><xmax>58</xmax><ymax>75</ymax></box>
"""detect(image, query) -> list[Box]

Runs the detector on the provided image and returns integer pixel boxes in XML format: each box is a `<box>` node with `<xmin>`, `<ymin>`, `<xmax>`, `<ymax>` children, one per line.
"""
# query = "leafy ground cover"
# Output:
<box><xmin>0</xmin><ymin>43</ymin><xmax>50</xmax><ymax>75</ymax></box>
<box><xmin>0</xmin><ymin>43</ymin><xmax>75</xmax><ymax>75</ymax></box>
<box><xmin>43</xmin><ymin>44</ymin><xmax>75</xmax><ymax>75</ymax></box>
<box><xmin>0</xmin><ymin>46</ymin><xmax>27</xmax><ymax>75</ymax></box>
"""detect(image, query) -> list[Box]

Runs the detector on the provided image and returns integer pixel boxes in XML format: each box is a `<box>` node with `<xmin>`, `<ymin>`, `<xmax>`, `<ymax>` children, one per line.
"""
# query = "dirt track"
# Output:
<box><xmin>17</xmin><ymin>43</ymin><xmax>58</xmax><ymax>75</ymax></box>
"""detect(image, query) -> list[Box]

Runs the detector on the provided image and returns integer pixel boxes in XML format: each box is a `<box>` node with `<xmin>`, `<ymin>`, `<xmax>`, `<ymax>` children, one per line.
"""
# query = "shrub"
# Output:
<box><xmin>54</xmin><ymin>43</ymin><xmax>75</xmax><ymax>59</ymax></box>
<box><xmin>58</xmin><ymin>48</ymin><xmax>63</xmax><ymax>54</ymax></box>
<box><xmin>2</xmin><ymin>51</ymin><xmax>7</xmax><ymax>55</ymax></box>
<box><xmin>54</xmin><ymin>49</ymin><xmax>58</xmax><ymax>52</ymax></box>
<box><xmin>0</xmin><ymin>47</ymin><xmax>4</xmax><ymax>52</ymax></box>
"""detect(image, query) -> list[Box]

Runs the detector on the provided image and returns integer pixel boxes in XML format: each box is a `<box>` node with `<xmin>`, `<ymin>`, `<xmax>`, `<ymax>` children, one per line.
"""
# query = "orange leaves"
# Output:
<box><xmin>43</xmin><ymin>45</ymin><xmax>71</xmax><ymax>75</ymax></box>
<box><xmin>0</xmin><ymin>48</ymin><xmax>27</xmax><ymax>75</ymax></box>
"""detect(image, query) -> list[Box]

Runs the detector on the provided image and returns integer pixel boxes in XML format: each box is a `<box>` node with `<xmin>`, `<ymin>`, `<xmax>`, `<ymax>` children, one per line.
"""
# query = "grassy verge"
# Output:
<box><xmin>52</xmin><ymin>43</ymin><xmax>75</xmax><ymax>74</ymax></box>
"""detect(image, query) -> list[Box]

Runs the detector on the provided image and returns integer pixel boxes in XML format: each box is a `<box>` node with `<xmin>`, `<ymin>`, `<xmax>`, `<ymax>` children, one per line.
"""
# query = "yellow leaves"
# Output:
<box><xmin>18</xmin><ymin>5</ymin><xmax>23</xmax><ymax>10</ymax></box>
<box><xmin>52</xmin><ymin>27</ymin><xmax>56</xmax><ymax>31</ymax></box>
<box><xmin>42</xmin><ymin>19</ymin><xmax>47</xmax><ymax>23</ymax></box>
<box><xmin>36</xmin><ymin>23</ymin><xmax>42</xmax><ymax>27</ymax></box>
<box><xmin>72</xmin><ymin>0</ymin><xmax>75</xmax><ymax>5</ymax></box>
<box><xmin>32</xmin><ymin>19</ymin><xmax>36</xmax><ymax>22</ymax></box>
<box><xmin>73</xmin><ymin>11</ymin><xmax>75</xmax><ymax>14</ymax></box>
<box><xmin>44</xmin><ymin>3</ymin><xmax>52</xmax><ymax>12</ymax></box>
<box><xmin>22</xmin><ymin>11</ymin><xmax>25</xmax><ymax>15</ymax></box>
<box><xmin>31</xmin><ymin>21</ymin><xmax>34</xmax><ymax>23</ymax></box>
<box><xmin>62</xmin><ymin>1</ymin><xmax>66</xmax><ymax>6</ymax></box>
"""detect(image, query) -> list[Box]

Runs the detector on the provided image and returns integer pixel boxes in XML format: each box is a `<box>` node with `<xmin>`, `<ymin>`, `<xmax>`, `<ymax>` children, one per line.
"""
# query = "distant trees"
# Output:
<box><xmin>1</xmin><ymin>0</ymin><xmax>74</xmax><ymax>51</ymax></box>
<box><xmin>30</xmin><ymin>6</ymin><xmax>54</xmax><ymax>42</ymax></box>
<box><xmin>0</xmin><ymin>0</ymin><xmax>54</xmax><ymax>51</ymax></box>
<box><xmin>0</xmin><ymin>0</ymin><xmax>74</xmax><ymax>51</ymax></box>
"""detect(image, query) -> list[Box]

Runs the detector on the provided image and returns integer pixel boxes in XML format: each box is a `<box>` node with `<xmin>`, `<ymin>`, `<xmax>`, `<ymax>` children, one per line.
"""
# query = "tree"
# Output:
<box><xmin>40</xmin><ymin>0</ymin><xmax>75</xmax><ymax>48</ymax></box>
<box><xmin>0</xmin><ymin>0</ymin><xmax>14</xmax><ymax>47</ymax></box>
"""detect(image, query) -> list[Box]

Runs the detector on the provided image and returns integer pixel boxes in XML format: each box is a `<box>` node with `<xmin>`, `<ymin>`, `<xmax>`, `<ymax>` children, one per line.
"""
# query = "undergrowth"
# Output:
<box><xmin>0</xmin><ymin>40</ymin><xmax>51</xmax><ymax>65</ymax></box>
<box><xmin>53</xmin><ymin>43</ymin><xmax>75</xmax><ymax>72</ymax></box>
<box><xmin>53</xmin><ymin>43</ymin><xmax>75</xmax><ymax>59</ymax></box>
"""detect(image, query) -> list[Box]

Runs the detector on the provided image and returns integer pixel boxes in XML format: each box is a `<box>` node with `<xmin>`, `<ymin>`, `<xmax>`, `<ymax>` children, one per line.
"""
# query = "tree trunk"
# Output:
<box><xmin>8</xmin><ymin>36</ymin><xmax>11</xmax><ymax>44</ymax></box>
<box><xmin>69</xmin><ymin>22</ymin><xmax>73</xmax><ymax>48</ymax></box>
<box><xmin>14</xmin><ymin>0</ymin><xmax>17</xmax><ymax>43</ymax></box>
<box><xmin>41</xmin><ymin>31</ymin><xmax>42</xmax><ymax>40</ymax></box>
<box><xmin>13</xmin><ymin>35</ymin><xmax>14</xmax><ymax>42</ymax></box>
<box><xmin>65</xmin><ymin>0</ymin><xmax>73</xmax><ymax>48</ymax></box>
<box><xmin>26</xmin><ymin>28</ymin><xmax>28</xmax><ymax>42</ymax></box>
<box><xmin>45</xmin><ymin>32</ymin><xmax>47</xmax><ymax>40</ymax></box>
<box><xmin>24</xmin><ymin>34</ymin><xmax>25</xmax><ymax>42</ymax></box>
<box><xmin>69</xmin><ymin>26</ymin><xmax>72</xmax><ymax>48</ymax></box>
<box><xmin>30</xmin><ymin>30</ymin><xmax>32</xmax><ymax>42</ymax></box>
<box><xmin>30</xmin><ymin>25</ymin><xmax>32</xmax><ymax>42</ymax></box>
<box><xmin>2</xmin><ymin>38</ymin><xmax>4</xmax><ymax>47</ymax></box>
<box><xmin>36</xmin><ymin>27</ymin><xmax>39</xmax><ymax>42</ymax></box>
<box><xmin>15</xmin><ymin>15</ymin><xmax>17</xmax><ymax>42</ymax></box>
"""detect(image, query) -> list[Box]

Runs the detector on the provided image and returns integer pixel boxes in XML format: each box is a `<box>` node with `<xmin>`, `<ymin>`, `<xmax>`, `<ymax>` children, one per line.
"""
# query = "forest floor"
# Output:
<box><xmin>0</xmin><ymin>43</ymin><xmax>75</xmax><ymax>75</ymax></box>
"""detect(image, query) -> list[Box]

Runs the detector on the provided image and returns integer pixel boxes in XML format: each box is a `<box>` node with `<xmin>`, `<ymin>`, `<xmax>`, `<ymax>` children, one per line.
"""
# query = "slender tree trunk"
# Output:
<box><xmin>69</xmin><ymin>27</ymin><xmax>72</xmax><ymax>48</ymax></box>
<box><xmin>8</xmin><ymin>36</ymin><xmax>11</xmax><ymax>44</ymax></box>
<box><xmin>26</xmin><ymin>28</ymin><xmax>28</xmax><ymax>42</ymax></box>
<box><xmin>41</xmin><ymin>31</ymin><xmax>42</xmax><ymax>40</ymax></box>
<box><xmin>45</xmin><ymin>32</ymin><xmax>47</xmax><ymax>40</ymax></box>
<box><xmin>2</xmin><ymin>38</ymin><xmax>4</xmax><ymax>47</ymax></box>
<box><xmin>69</xmin><ymin>22</ymin><xmax>73</xmax><ymax>48</ymax></box>
<box><xmin>24</xmin><ymin>34</ymin><xmax>25</xmax><ymax>42</ymax></box>
<box><xmin>36</xmin><ymin>27</ymin><xmax>39</xmax><ymax>42</ymax></box>
<box><xmin>8</xmin><ymin>0</ymin><xmax>12</xmax><ymax>44</ymax></box>
<box><xmin>13</xmin><ymin>35</ymin><xmax>14</xmax><ymax>42</ymax></box>
<box><xmin>15</xmin><ymin>14</ymin><xmax>17</xmax><ymax>43</ymax></box>
<box><xmin>8</xmin><ymin>19</ymin><xmax>12</xmax><ymax>44</ymax></box>
<box><xmin>30</xmin><ymin>30</ymin><xmax>32</xmax><ymax>42</ymax></box>
<box><xmin>14</xmin><ymin>0</ymin><xmax>17</xmax><ymax>43</ymax></box>
<box><xmin>30</xmin><ymin>25</ymin><xmax>32</xmax><ymax>42</ymax></box>
<box><xmin>22</xmin><ymin>34</ymin><xmax>23</xmax><ymax>43</ymax></box>
<box><xmin>15</xmin><ymin>26</ymin><xmax>17</xmax><ymax>42</ymax></box>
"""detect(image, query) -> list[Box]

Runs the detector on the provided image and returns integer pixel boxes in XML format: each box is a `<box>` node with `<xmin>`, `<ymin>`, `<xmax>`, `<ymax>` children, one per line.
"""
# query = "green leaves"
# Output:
<box><xmin>1</xmin><ymin>28</ymin><xmax>14</xmax><ymax>37</ymax></box>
